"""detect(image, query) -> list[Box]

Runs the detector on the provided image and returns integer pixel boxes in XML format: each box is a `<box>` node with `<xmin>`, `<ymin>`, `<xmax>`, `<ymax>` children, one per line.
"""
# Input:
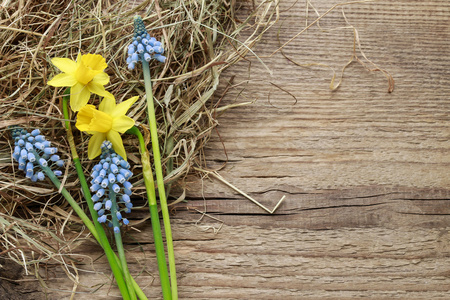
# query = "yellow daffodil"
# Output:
<box><xmin>48</xmin><ymin>53</ymin><xmax>114</xmax><ymax>111</ymax></box>
<box><xmin>76</xmin><ymin>96</ymin><xmax>139</xmax><ymax>160</ymax></box>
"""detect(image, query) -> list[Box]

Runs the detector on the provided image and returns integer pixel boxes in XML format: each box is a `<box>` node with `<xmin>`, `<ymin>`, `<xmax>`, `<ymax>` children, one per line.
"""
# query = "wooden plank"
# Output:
<box><xmin>181</xmin><ymin>0</ymin><xmax>450</xmax><ymax>229</ymax></box>
<box><xmin>10</xmin><ymin>0</ymin><xmax>450</xmax><ymax>299</ymax></box>
<box><xmin>40</xmin><ymin>221</ymin><xmax>450</xmax><ymax>299</ymax></box>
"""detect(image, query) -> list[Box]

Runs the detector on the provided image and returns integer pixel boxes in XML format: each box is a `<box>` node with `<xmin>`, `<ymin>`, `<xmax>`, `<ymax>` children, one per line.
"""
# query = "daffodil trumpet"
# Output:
<box><xmin>62</xmin><ymin>91</ymin><xmax>147</xmax><ymax>300</ymax></box>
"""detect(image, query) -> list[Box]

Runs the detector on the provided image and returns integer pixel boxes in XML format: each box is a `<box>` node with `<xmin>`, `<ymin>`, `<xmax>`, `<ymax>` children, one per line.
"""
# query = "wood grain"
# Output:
<box><xmin>38</xmin><ymin>220</ymin><xmax>450</xmax><ymax>299</ymax></box>
<box><xmin>17</xmin><ymin>0</ymin><xmax>450</xmax><ymax>299</ymax></box>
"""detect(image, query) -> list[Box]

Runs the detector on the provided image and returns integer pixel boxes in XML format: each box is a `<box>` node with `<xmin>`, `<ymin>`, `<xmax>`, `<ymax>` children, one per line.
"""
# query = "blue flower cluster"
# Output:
<box><xmin>90</xmin><ymin>141</ymin><xmax>133</xmax><ymax>233</ymax></box>
<box><xmin>127</xmin><ymin>15</ymin><xmax>166</xmax><ymax>70</ymax></box>
<box><xmin>11</xmin><ymin>127</ymin><xmax>64</xmax><ymax>182</ymax></box>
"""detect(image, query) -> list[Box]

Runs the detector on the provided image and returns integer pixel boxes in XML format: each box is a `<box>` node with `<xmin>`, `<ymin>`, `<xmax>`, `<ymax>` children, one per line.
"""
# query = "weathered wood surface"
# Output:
<box><xmin>14</xmin><ymin>0</ymin><xmax>450</xmax><ymax>299</ymax></box>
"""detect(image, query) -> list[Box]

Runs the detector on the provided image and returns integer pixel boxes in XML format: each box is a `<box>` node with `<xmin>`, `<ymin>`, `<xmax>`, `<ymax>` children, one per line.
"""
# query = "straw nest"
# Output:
<box><xmin>0</xmin><ymin>0</ymin><xmax>279</xmax><ymax>278</ymax></box>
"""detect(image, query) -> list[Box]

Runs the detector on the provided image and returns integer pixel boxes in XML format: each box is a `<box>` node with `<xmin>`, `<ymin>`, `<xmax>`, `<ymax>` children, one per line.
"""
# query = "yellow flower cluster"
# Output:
<box><xmin>48</xmin><ymin>53</ymin><xmax>137</xmax><ymax>160</ymax></box>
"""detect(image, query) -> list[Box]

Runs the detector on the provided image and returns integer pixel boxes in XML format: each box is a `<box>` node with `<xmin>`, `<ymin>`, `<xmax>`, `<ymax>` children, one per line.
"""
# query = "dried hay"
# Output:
<box><xmin>0</xmin><ymin>0</ymin><xmax>279</xmax><ymax>279</ymax></box>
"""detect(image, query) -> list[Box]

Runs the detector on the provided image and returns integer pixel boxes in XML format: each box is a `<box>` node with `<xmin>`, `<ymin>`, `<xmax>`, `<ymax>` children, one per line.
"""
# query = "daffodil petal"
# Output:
<box><xmin>70</xmin><ymin>83</ymin><xmax>91</xmax><ymax>111</ymax></box>
<box><xmin>87</xmin><ymin>81</ymin><xmax>114</xmax><ymax>99</ymax></box>
<box><xmin>88</xmin><ymin>132</ymin><xmax>106</xmax><ymax>160</ymax></box>
<box><xmin>92</xmin><ymin>72</ymin><xmax>109</xmax><ymax>85</ymax></box>
<box><xmin>47</xmin><ymin>73</ymin><xmax>77</xmax><ymax>87</ymax></box>
<box><xmin>98</xmin><ymin>97</ymin><xmax>116</xmax><ymax>115</ymax></box>
<box><xmin>112</xmin><ymin>115</ymin><xmax>135</xmax><ymax>133</ymax></box>
<box><xmin>111</xmin><ymin>96</ymin><xmax>139</xmax><ymax>118</ymax></box>
<box><xmin>107</xmin><ymin>130</ymin><xmax>127</xmax><ymax>160</ymax></box>
<box><xmin>51</xmin><ymin>57</ymin><xmax>77</xmax><ymax>73</ymax></box>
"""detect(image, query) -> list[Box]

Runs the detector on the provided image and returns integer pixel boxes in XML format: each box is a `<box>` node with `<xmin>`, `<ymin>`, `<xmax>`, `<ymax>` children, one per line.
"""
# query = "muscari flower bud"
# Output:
<box><xmin>35</xmin><ymin>135</ymin><xmax>46</xmax><ymax>143</ymax></box>
<box><xmin>146</xmin><ymin>45</ymin><xmax>154</xmax><ymax>54</ymax></box>
<box><xmin>108</xmin><ymin>173</ymin><xmax>116</xmax><ymax>184</ymax></box>
<box><xmin>25</xmin><ymin>142</ymin><xmax>33</xmax><ymax>151</ymax></box>
<box><xmin>128</xmin><ymin>44</ymin><xmax>135</xmax><ymax>55</ymax></box>
<box><xmin>91</xmin><ymin>183</ymin><xmax>101</xmax><ymax>192</ymax></box>
<box><xmin>27</xmin><ymin>152</ymin><xmax>36</xmax><ymax>162</ymax></box>
<box><xmin>20</xmin><ymin>149</ymin><xmax>28</xmax><ymax>160</ymax></box>
<box><xmin>31</xmin><ymin>129</ymin><xmax>40</xmax><ymax>136</ymax></box>
<box><xmin>123</xmin><ymin>181</ymin><xmax>132</xmax><ymax>190</ymax></box>
<box><xmin>44</xmin><ymin>147</ymin><xmax>57</xmax><ymax>155</ymax></box>
<box><xmin>94</xmin><ymin>202</ymin><xmax>103</xmax><ymax>211</ymax></box>
<box><xmin>116</xmin><ymin>174</ymin><xmax>126</xmax><ymax>183</ymax></box>
<box><xmin>101</xmin><ymin>178</ymin><xmax>109</xmax><ymax>188</ymax></box>
<box><xmin>39</xmin><ymin>158</ymin><xmax>48</xmax><ymax>167</ymax></box>
<box><xmin>105</xmin><ymin>200</ymin><xmax>112</xmax><ymax>210</ymax></box>
<box><xmin>110</xmin><ymin>163</ymin><xmax>119</xmax><ymax>174</ymax></box>
<box><xmin>18</xmin><ymin>158</ymin><xmax>26</xmax><ymax>169</ymax></box>
<box><xmin>37</xmin><ymin>172</ymin><xmax>45</xmax><ymax>181</ymax></box>
<box><xmin>91</xmin><ymin>170</ymin><xmax>99</xmax><ymax>179</ymax></box>
<box><xmin>96</xmin><ymin>188</ymin><xmax>105</xmax><ymax>197</ymax></box>
<box><xmin>122</xmin><ymin>194</ymin><xmax>131</xmax><ymax>203</ymax></box>
<box><xmin>119</xmin><ymin>169</ymin><xmax>132</xmax><ymax>179</ymax></box>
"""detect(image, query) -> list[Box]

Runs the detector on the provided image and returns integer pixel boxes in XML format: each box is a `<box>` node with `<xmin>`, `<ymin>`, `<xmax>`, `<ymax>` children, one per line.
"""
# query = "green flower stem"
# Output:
<box><xmin>61</xmin><ymin>92</ymin><xmax>132</xmax><ymax>300</ymax></box>
<box><xmin>61</xmin><ymin>91</ymin><xmax>147</xmax><ymax>300</ymax></box>
<box><xmin>127</xmin><ymin>126</ymin><xmax>172</xmax><ymax>300</ymax></box>
<box><xmin>33</xmin><ymin>152</ymin><xmax>134</xmax><ymax>299</ymax></box>
<box><xmin>110</xmin><ymin>188</ymin><xmax>136</xmax><ymax>300</ymax></box>
<box><xmin>142</xmin><ymin>60</ymin><xmax>178</xmax><ymax>300</ymax></box>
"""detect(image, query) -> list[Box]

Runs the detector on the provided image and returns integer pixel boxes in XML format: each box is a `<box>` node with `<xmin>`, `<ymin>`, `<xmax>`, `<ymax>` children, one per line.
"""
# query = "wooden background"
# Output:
<box><xmin>10</xmin><ymin>0</ymin><xmax>450</xmax><ymax>299</ymax></box>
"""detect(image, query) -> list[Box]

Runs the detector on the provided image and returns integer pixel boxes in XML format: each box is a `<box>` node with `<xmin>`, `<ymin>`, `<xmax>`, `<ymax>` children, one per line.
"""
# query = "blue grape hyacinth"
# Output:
<box><xmin>127</xmin><ymin>15</ymin><xmax>166</xmax><ymax>70</ymax></box>
<box><xmin>11</xmin><ymin>127</ymin><xmax>65</xmax><ymax>182</ymax></box>
<box><xmin>90</xmin><ymin>140</ymin><xmax>133</xmax><ymax>232</ymax></box>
